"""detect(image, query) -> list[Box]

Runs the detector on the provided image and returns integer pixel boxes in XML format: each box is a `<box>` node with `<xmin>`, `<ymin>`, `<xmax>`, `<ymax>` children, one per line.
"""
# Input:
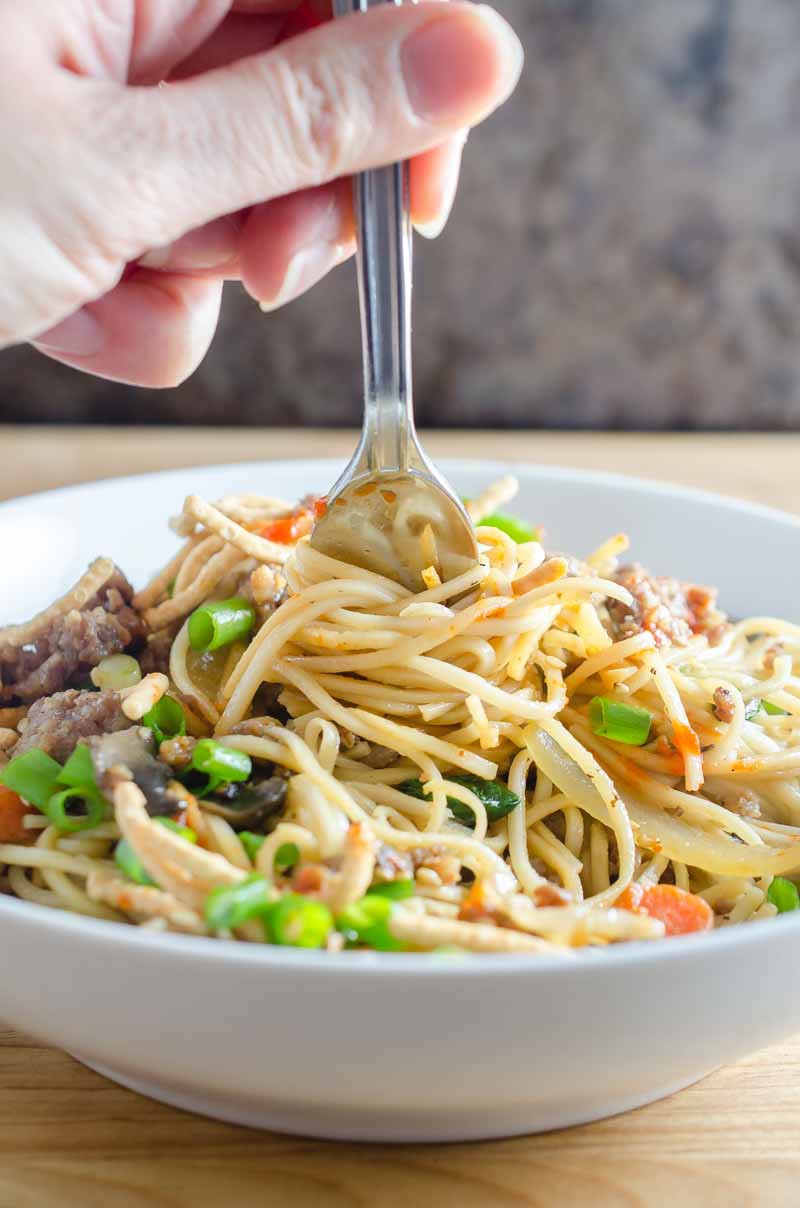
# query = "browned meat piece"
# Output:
<box><xmin>139</xmin><ymin>625</ymin><xmax>177</xmax><ymax>676</ymax></box>
<box><xmin>409</xmin><ymin>845</ymin><xmax>461</xmax><ymax>885</ymax></box>
<box><xmin>712</xmin><ymin>685</ymin><xmax>736</xmax><ymax>724</ymax></box>
<box><xmin>13</xmin><ymin>689</ymin><xmax>131</xmax><ymax>763</ymax></box>
<box><xmin>236</xmin><ymin>565</ymin><xmax>287</xmax><ymax>626</ymax></box>
<box><xmin>158</xmin><ymin>735</ymin><xmax>197</xmax><ymax>771</ymax></box>
<box><xmin>374</xmin><ymin>843</ymin><xmax>414</xmax><ymax>882</ymax></box>
<box><xmin>0</xmin><ymin>560</ymin><xmax>144</xmax><ymax>703</ymax></box>
<box><xmin>606</xmin><ymin>563</ymin><xmax>727</xmax><ymax>648</ymax></box>
<box><xmin>361</xmin><ymin>743</ymin><xmax>400</xmax><ymax>770</ymax></box>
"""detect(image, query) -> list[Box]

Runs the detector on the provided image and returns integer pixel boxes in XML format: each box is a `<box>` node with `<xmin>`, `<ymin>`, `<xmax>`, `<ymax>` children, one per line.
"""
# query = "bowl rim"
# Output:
<box><xmin>1</xmin><ymin>455</ymin><xmax>798</xmax><ymax>977</ymax></box>
<box><xmin>2</xmin><ymin>454</ymin><xmax>800</xmax><ymax>536</ymax></box>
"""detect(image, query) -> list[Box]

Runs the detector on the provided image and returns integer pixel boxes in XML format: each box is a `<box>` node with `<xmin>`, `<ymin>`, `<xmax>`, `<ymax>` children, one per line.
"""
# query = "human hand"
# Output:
<box><xmin>0</xmin><ymin>0</ymin><xmax>522</xmax><ymax>386</ymax></box>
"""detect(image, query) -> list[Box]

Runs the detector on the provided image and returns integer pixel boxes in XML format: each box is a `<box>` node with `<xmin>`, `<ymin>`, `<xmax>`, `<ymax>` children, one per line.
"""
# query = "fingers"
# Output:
<box><xmin>135</xmin><ymin>133</ymin><xmax>467</xmax><ymax>309</ymax></box>
<box><xmin>410</xmin><ymin>132</ymin><xmax>467</xmax><ymax>239</ymax></box>
<box><xmin>239</xmin><ymin>179</ymin><xmax>353</xmax><ymax>309</ymax></box>
<box><xmin>32</xmin><ymin>271</ymin><xmax>222</xmax><ymax>387</ymax></box>
<box><xmin>115</xmin><ymin>3</ymin><xmax>523</xmax><ymax>251</ymax></box>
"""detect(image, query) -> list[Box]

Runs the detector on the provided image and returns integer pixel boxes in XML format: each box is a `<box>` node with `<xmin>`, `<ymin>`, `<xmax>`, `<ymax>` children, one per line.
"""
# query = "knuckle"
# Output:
<box><xmin>270</xmin><ymin>55</ymin><xmax>370</xmax><ymax>184</ymax></box>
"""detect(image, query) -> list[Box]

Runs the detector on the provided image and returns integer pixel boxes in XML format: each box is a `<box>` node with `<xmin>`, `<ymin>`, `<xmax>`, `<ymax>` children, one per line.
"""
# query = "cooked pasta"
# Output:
<box><xmin>1</xmin><ymin>479</ymin><xmax>798</xmax><ymax>953</ymax></box>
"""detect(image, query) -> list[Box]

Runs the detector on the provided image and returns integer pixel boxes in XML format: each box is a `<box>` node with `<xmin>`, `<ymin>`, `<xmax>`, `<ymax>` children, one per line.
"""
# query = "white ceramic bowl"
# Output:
<box><xmin>1</xmin><ymin>459</ymin><xmax>799</xmax><ymax>1142</ymax></box>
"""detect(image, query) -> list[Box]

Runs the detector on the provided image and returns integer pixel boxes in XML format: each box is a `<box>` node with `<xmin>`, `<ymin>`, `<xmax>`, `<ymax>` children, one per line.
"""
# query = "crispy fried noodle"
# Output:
<box><xmin>1</xmin><ymin>482</ymin><xmax>798</xmax><ymax>954</ymax></box>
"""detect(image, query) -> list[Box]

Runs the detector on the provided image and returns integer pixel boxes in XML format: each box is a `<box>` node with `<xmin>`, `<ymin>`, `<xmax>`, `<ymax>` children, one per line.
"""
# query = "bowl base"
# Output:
<box><xmin>70</xmin><ymin>1053</ymin><xmax>714</xmax><ymax>1141</ymax></box>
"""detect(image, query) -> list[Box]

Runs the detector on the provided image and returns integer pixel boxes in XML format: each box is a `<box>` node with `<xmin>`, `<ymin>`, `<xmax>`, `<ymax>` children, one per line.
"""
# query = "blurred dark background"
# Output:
<box><xmin>3</xmin><ymin>0</ymin><xmax>800</xmax><ymax>430</ymax></box>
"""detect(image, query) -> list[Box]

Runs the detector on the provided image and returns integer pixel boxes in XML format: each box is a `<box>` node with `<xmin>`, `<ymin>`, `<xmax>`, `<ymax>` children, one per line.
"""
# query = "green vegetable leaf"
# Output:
<box><xmin>476</xmin><ymin>512</ymin><xmax>539</xmax><ymax>544</ymax></box>
<box><xmin>397</xmin><ymin>775</ymin><xmax>520</xmax><ymax>828</ymax></box>
<box><xmin>745</xmin><ymin>698</ymin><xmax>789</xmax><ymax>721</ymax></box>
<box><xmin>588</xmin><ymin>697</ymin><xmax>652</xmax><ymax>746</ymax></box>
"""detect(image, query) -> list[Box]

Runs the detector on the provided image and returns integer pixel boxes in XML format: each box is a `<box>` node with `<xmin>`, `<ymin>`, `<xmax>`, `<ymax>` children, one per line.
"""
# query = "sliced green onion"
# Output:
<box><xmin>142</xmin><ymin>695</ymin><xmax>186</xmax><ymax>746</ymax></box>
<box><xmin>115</xmin><ymin>839</ymin><xmax>155</xmax><ymax>886</ymax></box>
<box><xmin>188</xmin><ymin>597</ymin><xmax>255</xmax><ymax>654</ymax></box>
<box><xmin>745</xmin><ymin>698</ymin><xmax>789</xmax><ymax>721</ymax></box>
<box><xmin>166</xmin><ymin>578</ymin><xmax>176</xmax><ymax>599</ymax></box>
<box><xmin>189</xmin><ymin>739</ymin><xmax>251</xmax><ymax>796</ymax></box>
<box><xmin>589</xmin><ymin>696</ymin><xmax>652</xmax><ymax>746</ymax></box>
<box><xmin>155</xmin><ymin>817</ymin><xmax>197</xmax><ymax>843</ymax></box>
<box><xmin>240</xmin><ymin>831</ymin><xmax>265</xmax><ymax>864</ymax></box>
<box><xmin>397</xmin><ymin>775</ymin><xmax>520</xmax><ymax>829</ymax></box>
<box><xmin>477</xmin><ymin>512</ymin><xmax>539</xmax><ymax>544</ymax></box>
<box><xmin>45</xmin><ymin>786</ymin><xmax>105</xmax><ymax>833</ymax></box>
<box><xmin>369</xmin><ymin>879</ymin><xmax>415</xmax><ymax>901</ymax></box>
<box><xmin>114</xmin><ymin>818</ymin><xmax>196</xmax><ymax>886</ymax></box>
<box><xmin>1</xmin><ymin>749</ymin><xmax>62</xmax><ymax>808</ymax></box>
<box><xmin>336</xmin><ymin>894</ymin><xmax>404</xmax><ymax>951</ymax></box>
<box><xmin>768</xmin><ymin>877</ymin><xmax>800</xmax><ymax>914</ymax></box>
<box><xmin>90</xmin><ymin>653</ymin><xmax>141</xmax><ymax>692</ymax></box>
<box><xmin>57</xmin><ymin>743</ymin><xmax>96</xmax><ymax>790</ymax></box>
<box><xmin>274</xmin><ymin>842</ymin><xmax>300</xmax><ymax>874</ymax></box>
<box><xmin>267</xmin><ymin>894</ymin><xmax>333</xmax><ymax>948</ymax></box>
<box><xmin>205</xmin><ymin>873</ymin><xmax>272</xmax><ymax>931</ymax></box>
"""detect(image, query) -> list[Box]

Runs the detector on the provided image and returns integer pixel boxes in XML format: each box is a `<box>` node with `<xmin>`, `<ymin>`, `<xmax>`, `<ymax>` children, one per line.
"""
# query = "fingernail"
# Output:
<box><xmin>401</xmin><ymin>7</ymin><xmax>524</xmax><ymax>123</ymax></box>
<box><xmin>139</xmin><ymin>244</ymin><xmax>172</xmax><ymax>269</ymax></box>
<box><xmin>34</xmin><ymin>308</ymin><xmax>104</xmax><ymax>357</ymax></box>
<box><xmin>139</xmin><ymin>243</ymin><xmax>237</xmax><ymax>272</ymax></box>
<box><xmin>139</xmin><ymin>217</ymin><xmax>242</xmax><ymax>272</ymax></box>
<box><xmin>416</xmin><ymin>132</ymin><xmax>468</xmax><ymax>240</ymax></box>
<box><xmin>139</xmin><ymin>241</ymin><xmax>235</xmax><ymax>273</ymax></box>
<box><xmin>259</xmin><ymin>242</ymin><xmax>342</xmax><ymax>312</ymax></box>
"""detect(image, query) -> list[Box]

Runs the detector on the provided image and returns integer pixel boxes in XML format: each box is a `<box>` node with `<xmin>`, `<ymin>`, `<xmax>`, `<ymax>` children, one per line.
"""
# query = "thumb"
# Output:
<box><xmin>110</xmin><ymin>3</ymin><xmax>523</xmax><ymax>252</ymax></box>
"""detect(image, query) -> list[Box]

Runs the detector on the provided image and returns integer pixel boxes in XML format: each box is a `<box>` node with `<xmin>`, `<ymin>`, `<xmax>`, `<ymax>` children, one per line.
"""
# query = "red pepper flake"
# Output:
<box><xmin>313</xmin><ymin>497</ymin><xmax>328</xmax><ymax>520</ymax></box>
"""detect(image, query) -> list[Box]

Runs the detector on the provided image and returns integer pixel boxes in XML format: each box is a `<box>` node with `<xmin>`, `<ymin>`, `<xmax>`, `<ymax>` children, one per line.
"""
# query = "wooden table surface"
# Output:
<box><xmin>1</xmin><ymin>426</ymin><xmax>799</xmax><ymax>1208</ymax></box>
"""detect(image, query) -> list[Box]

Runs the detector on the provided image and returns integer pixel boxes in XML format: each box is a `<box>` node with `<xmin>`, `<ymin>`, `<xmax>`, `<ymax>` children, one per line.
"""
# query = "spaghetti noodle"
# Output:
<box><xmin>1</xmin><ymin>480</ymin><xmax>799</xmax><ymax>953</ymax></box>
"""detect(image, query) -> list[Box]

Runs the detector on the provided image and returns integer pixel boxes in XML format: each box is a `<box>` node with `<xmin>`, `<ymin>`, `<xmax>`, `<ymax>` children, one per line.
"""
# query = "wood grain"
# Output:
<box><xmin>1</xmin><ymin>427</ymin><xmax>799</xmax><ymax>1208</ymax></box>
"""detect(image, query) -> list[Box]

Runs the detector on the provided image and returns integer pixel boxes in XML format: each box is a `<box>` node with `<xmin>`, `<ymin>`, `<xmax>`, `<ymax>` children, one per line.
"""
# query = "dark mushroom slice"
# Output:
<box><xmin>88</xmin><ymin>727</ymin><xmax>177</xmax><ymax>817</ymax></box>
<box><xmin>200</xmin><ymin>775</ymin><xmax>288</xmax><ymax>831</ymax></box>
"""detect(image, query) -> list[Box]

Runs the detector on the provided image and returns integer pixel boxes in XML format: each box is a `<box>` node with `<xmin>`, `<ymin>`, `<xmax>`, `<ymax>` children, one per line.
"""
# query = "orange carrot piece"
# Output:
<box><xmin>0</xmin><ymin>785</ymin><xmax>33</xmax><ymax>845</ymax></box>
<box><xmin>616</xmin><ymin>882</ymin><xmax>713</xmax><ymax>936</ymax></box>
<box><xmin>259</xmin><ymin>509</ymin><xmax>314</xmax><ymax>545</ymax></box>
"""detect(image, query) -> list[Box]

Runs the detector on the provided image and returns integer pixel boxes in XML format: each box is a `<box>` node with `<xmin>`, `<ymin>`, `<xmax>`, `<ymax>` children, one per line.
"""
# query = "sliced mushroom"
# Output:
<box><xmin>89</xmin><ymin>727</ymin><xmax>176</xmax><ymax>816</ymax></box>
<box><xmin>200</xmin><ymin>775</ymin><xmax>288</xmax><ymax>831</ymax></box>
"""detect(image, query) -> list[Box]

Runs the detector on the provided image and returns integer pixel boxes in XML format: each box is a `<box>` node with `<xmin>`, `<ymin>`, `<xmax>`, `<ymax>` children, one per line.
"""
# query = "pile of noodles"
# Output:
<box><xmin>1</xmin><ymin>478</ymin><xmax>799</xmax><ymax>952</ymax></box>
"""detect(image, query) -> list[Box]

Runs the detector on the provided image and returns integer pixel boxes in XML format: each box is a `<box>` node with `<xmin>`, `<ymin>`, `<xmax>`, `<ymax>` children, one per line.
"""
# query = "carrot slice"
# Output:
<box><xmin>0</xmin><ymin>785</ymin><xmax>32</xmax><ymax>845</ymax></box>
<box><xmin>259</xmin><ymin>508</ymin><xmax>314</xmax><ymax>545</ymax></box>
<box><xmin>616</xmin><ymin>882</ymin><xmax>713</xmax><ymax>936</ymax></box>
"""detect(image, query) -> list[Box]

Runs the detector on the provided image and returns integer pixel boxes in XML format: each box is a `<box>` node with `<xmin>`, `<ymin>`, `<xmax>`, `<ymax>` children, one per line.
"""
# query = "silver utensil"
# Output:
<box><xmin>310</xmin><ymin>0</ymin><xmax>478</xmax><ymax>592</ymax></box>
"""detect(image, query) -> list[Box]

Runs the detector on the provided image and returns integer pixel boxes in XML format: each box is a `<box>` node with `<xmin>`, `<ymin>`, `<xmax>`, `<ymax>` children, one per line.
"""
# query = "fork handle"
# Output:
<box><xmin>333</xmin><ymin>0</ymin><xmax>415</xmax><ymax>476</ymax></box>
